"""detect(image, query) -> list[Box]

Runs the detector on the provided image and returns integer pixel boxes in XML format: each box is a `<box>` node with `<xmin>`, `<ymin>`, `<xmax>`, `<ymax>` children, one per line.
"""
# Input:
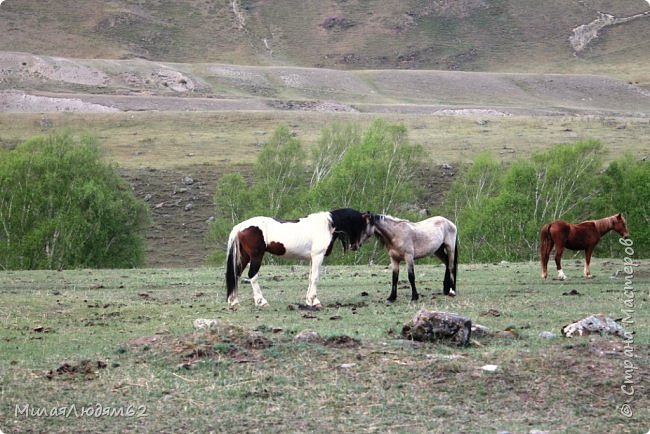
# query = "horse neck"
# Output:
<box><xmin>374</xmin><ymin>216</ymin><xmax>399</xmax><ymax>242</ymax></box>
<box><xmin>592</xmin><ymin>216</ymin><xmax>615</xmax><ymax>236</ymax></box>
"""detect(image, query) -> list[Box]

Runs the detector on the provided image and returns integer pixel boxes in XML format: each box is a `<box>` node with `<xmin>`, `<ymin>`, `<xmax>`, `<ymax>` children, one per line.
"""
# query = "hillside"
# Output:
<box><xmin>2</xmin><ymin>52</ymin><xmax>650</xmax><ymax>117</ymax></box>
<box><xmin>1</xmin><ymin>0</ymin><xmax>649</xmax><ymax>84</ymax></box>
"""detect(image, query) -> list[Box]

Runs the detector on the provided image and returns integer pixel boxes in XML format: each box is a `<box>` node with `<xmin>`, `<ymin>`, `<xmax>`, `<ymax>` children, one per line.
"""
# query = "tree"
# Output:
<box><xmin>309</xmin><ymin>121</ymin><xmax>360</xmax><ymax>187</ymax></box>
<box><xmin>443</xmin><ymin>152</ymin><xmax>503</xmax><ymax>261</ymax></box>
<box><xmin>308</xmin><ymin>119</ymin><xmax>423</xmax><ymax>214</ymax></box>
<box><xmin>597</xmin><ymin>155</ymin><xmax>650</xmax><ymax>256</ymax></box>
<box><xmin>445</xmin><ymin>140</ymin><xmax>604</xmax><ymax>262</ymax></box>
<box><xmin>251</xmin><ymin>125</ymin><xmax>306</xmax><ymax>217</ymax></box>
<box><xmin>0</xmin><ymin>133</ymin><xmax>149</xmax><ymax>270</ymax></box>
<box><xmin>209</xmin><ymin>120</ymin><xmax>426</xmax><ymax>265</ymax></box>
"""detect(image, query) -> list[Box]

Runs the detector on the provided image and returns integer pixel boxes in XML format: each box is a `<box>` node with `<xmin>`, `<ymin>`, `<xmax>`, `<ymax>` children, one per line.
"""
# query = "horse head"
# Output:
<box><xmin>330</xmin><ymin>208</ymin><xmax>374</xmax><ymax>251</ymax></box>
<box><xmin>614</xmin><ymin>213</ymin><xmax>629</xmax><ymax>238</ymax></box>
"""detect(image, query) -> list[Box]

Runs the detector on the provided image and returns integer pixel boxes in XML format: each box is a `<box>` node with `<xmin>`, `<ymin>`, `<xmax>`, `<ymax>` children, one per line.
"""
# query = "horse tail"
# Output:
<box><xmin>225</xmin><ymin>227</ymin><xmax>241</xmax><ymax>300</ymax></box>
<box><xmin>539</xmin><ymin>222</ymin><xmax>553</xmax><ymax>278</ymax></box>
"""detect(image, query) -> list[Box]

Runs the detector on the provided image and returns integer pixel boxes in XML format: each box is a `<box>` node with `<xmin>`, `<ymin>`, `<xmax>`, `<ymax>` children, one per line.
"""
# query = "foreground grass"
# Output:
<box><xmin>1</xmin><ymin>260</ymin><xmax>648</xmax><ymax>433</ymax></box>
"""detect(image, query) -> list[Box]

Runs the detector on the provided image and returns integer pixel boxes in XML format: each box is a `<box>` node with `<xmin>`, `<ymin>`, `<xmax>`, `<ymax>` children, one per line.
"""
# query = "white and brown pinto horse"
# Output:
<box><xmin>371</xmin><ymin>214</ymin><xmax>458</xmax><ymax>302</ymax></box>
<box><xmin>225</xmin><ymin>208</ymin><xmax>373</xmax><ymax>308</ymax></box>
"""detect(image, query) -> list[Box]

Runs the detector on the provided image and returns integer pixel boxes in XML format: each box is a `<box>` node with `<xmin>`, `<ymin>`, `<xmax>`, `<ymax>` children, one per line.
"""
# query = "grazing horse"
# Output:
<box><xmin>540</xmin><ymin>213</ymin><xmax>629</xmax><ymax>280</ymax></box>
<box><xmin>225</xmin><ymin>208</ymin><xmax>373</xmax><ymax>308</ymax></box>
<box><xmin>370</xmin><ymin>214</ymin><xmax>458</xmax><ymax>302</ymax></box>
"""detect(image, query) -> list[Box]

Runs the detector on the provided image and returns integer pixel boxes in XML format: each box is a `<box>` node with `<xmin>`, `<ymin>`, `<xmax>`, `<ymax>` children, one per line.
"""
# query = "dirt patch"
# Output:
<box><xmin>120</xmin><ymin>165</ymin><xmax>221</xmax><ymax>268</ymax></box>
<box><xmin>324</xmin><ymin>335</ymin><xmax>361</xmax><ymax>349</ymax></box>
<box><xmin>45</xmin><ymin>360</ymin><xmax>108</xmax><ymax>381</ymax></box>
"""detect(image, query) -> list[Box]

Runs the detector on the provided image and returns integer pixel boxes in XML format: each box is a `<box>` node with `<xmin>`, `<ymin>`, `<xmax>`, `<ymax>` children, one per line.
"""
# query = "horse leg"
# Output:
<box><xmin>539</xmin><ymin>226</ymin><xmax>553</xmax><ymax>280</ymax></box>
<box><xmin>584</xmin><ymin>248</ymin><xmax>594</xmax><ymax>278</ymax></box>
<box><xmin>554</xmin><ymin>244</ymin><xmax>567</xmax><ymax>280</ymax></box>
<box><xmin>406</xmin><ymin>255</ymin><xmax>419</xmax><ymax>303</ymax></box>
<box><xmin>247</xmin><ymin>256</ymin><xmax>268</xmax><ymax>307</ymax></box>
<box><xmin>435</xmin><ymin>245</ymin><xmax>452</xmax><ymax>296</ymax></box>
<box><xmin>386</xmin><ymin>256</ymin><xmax>400</xmax><ymax>303</ymax></box>
<box><xmin>227</xmin><ymin>250</ymin><xmax>249</xmax><ymax>308</ymax></box>
<box><xmin>305</xmin><ymin>253</ymin><xmax>324</xmax><ymax>307</ymax></box>
<box><xmin>446</xmin><ymin>242</ymin><xmax>457</xmax><ymax>296</ymax></box>
<box><xmin>436</xmin><ymin>249</ymin><xmax>450</xmax><ymax>294</ymax></box>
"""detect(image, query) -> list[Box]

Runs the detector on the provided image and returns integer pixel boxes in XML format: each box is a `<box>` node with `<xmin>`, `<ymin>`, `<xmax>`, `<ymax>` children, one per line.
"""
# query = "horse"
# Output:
<box><xmin>225</xmin><ymin>208</ymin><xmax>374</xmax><ymax>308</ymax></box>
<box><xmin>539</xmin><ymin>213</ymin><xmax>629</xmax><ymax>280</ymax></box>
<box><xmin>370</xmin><ymin>214</ymin><xmax>458</xmax><ymax>302</ymax></box>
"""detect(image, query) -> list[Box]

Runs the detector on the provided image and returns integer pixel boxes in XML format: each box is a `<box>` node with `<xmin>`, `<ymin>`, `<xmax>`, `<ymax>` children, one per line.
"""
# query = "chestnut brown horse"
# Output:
<box><xmin>540</xmin><ymin>213</ymin><xmax>628</xmax><ymax>280</ymax></box>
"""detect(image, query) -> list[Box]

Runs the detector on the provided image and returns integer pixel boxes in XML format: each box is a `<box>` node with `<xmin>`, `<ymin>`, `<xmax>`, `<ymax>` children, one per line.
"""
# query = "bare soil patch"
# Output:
<box><xmin>119</xmin><ymin>165</ymin><xmax>220</xmax><ymax>268</ymax></box>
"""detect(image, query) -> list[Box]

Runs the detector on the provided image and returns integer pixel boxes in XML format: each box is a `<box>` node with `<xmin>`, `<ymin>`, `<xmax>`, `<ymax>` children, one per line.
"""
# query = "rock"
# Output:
<box><xmin>339</xmin><ymin>363</ymin><xmax>356</xmax><ymax>369</ymax></box>
<box><xmin>561</xmin><ymin>314</ymin><xmax>628</xmax><ymax>338</ymax></box>
<box><xmin>402</xmin><ymin>309</ymin><xmax>472</xmax><ymax>346</ymax></box>
<box><xmin>293</xmin><ymin>330</ymin><xmax>323</xmax><ymax>344</ymax></box>
<box><xmin>471</xmin><ymin>324</ymin><xmax>490</xmax><ymax>336</ymax></box>
<box><xmin>539</xmin><ymin>331</ymin><xmax>556</xmax><ymax>339</ymax></box>
<box><xmin>193</xmin><ymin>318</ymin><xmax>223</xmax><ymax>330</ymax></box>
<box><xmin>481</xmin><ymin>364</ymin><xmax>499</xmax><ymax>372</ymax></box>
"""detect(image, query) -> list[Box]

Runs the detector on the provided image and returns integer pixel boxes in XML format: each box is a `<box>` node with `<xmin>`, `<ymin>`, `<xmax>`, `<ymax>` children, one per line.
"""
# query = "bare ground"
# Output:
<box><xmin>119</xmin><ymin>165</ymin><xmax>221</xmax><ymax>268</ymax></box>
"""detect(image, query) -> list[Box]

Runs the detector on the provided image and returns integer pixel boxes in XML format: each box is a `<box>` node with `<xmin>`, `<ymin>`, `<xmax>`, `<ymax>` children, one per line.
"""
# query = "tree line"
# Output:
<box><xmin>1</xmin><ymin>123</ymin><xmax>647</xmax><ymax>269</ymax></box>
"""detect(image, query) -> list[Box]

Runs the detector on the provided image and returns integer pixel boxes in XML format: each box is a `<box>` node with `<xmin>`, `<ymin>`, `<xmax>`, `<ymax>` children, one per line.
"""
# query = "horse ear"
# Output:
<box><xmin>617</xmin><ymin>212</ymin><xmax>622</xmax><ymax>218</ymax></box>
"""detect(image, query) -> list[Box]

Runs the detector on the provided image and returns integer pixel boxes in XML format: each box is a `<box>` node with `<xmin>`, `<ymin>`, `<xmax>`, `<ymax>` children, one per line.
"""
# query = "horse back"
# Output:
<box><xmin>412</xmin><ymin>216</ymin><xmax>456</xmax><ymax>258</ymax></box>
<box><xmin>234</xmin><ymin>214</ymin><xmax>332</xmax><ymax>259</ymax></box>
<box><xmin>550</xmin><ymin>220</ymin><xmax>599</xmax><ymax>250</ymax></box>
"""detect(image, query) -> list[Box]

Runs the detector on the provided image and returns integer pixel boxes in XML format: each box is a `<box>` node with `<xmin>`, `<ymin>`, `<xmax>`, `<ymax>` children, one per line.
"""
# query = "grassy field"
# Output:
<box><xmin>2</xmin><ymin>112</ymin><xmax>649</xmax><ymax>169</ymax></box>
<box><xmin>1</xmin><ymin>259</ymin><xmax>647</xmax><ymax>433</ymax></box>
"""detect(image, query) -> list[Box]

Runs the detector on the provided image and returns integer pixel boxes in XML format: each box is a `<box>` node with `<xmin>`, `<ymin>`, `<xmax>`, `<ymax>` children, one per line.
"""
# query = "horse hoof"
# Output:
<box><xmin>447</xmin><ymin>289</ymin><xmax>456</xmax><ymax>297</ymax></box>
<box><xmin>385</xmin><ymin>299</ymin><xmax>395</xmax><ymax>305</ymax></box>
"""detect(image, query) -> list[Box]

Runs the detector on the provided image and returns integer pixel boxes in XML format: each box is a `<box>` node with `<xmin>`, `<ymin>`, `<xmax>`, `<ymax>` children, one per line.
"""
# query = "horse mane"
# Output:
<box><xmin>328</xmin><ymin>208</ymin><xmax>366</xmax><ymax>251</ymax></box>
<box><xmin>370</xmin><ymin>213</ymin><xmax>405</xmax><ymax>247</ymax></box>
<box><xmin>586</xmin><ymin>214</ymin><xmax>619</xmax><ymax>234</ymax></box>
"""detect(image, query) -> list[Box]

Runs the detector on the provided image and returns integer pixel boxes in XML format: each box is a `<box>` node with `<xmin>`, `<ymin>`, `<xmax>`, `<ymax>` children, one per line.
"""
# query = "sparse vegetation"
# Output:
<box><xmin>1</xmin><ymin>262</ymin><xmax>647</xmax><ymax>433</ymax></box>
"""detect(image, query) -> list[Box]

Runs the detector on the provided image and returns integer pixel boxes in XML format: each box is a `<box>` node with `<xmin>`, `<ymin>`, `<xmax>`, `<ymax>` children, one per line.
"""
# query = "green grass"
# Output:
<box><xmin>1</xmin><ymin>260</ymin><xmax>648</xmax><ymax>432</ymax></box>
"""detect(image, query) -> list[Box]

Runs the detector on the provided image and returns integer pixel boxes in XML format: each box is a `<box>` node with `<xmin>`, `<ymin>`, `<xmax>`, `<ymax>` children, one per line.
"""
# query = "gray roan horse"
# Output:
<box><xmin>370</xmin><ymin>214</ymin><xmax>458</xmax><ymax>302</ymax></box>
<box><xmin>225</xmin><ymin>208</ymin><xmax>374</xmax><ymax>308</ymax></box>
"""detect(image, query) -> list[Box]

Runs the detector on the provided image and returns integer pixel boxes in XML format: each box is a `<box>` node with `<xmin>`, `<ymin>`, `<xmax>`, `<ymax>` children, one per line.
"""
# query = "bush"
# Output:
<box><xmin>596</xmin><ymin>155</ymin><xmax>650</xmax><ymax>257</ymax></box>
<box><xmin>0</xmin><ymin>133</ymin><xmax>149</xmax><ymax>270</ymax></box>
<box><xmin>307</xmin><ymin>119</ymin><xmax>424</xmax><ymax>213</ymax></box>
<box><xmin>444</xmin><ymin>140</ymin><xmax>604</xmax><ymax>262</ymax></box>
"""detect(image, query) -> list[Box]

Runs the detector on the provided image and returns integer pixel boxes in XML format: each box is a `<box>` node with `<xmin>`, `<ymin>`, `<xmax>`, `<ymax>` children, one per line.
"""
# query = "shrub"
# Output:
<box><xmin>596</xmin><ymin>155</ymin><xmax>650</xmax><ymax>257</ymax></box>
<box><xmin>444</xmin><ymin>140</ymin><xmax>604</xmax><ymax>262</ymax></box>
<box><xmin>0</xmin><ymin>133</ymin><xmax>149</xmax><ymax>270</ymax></box>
